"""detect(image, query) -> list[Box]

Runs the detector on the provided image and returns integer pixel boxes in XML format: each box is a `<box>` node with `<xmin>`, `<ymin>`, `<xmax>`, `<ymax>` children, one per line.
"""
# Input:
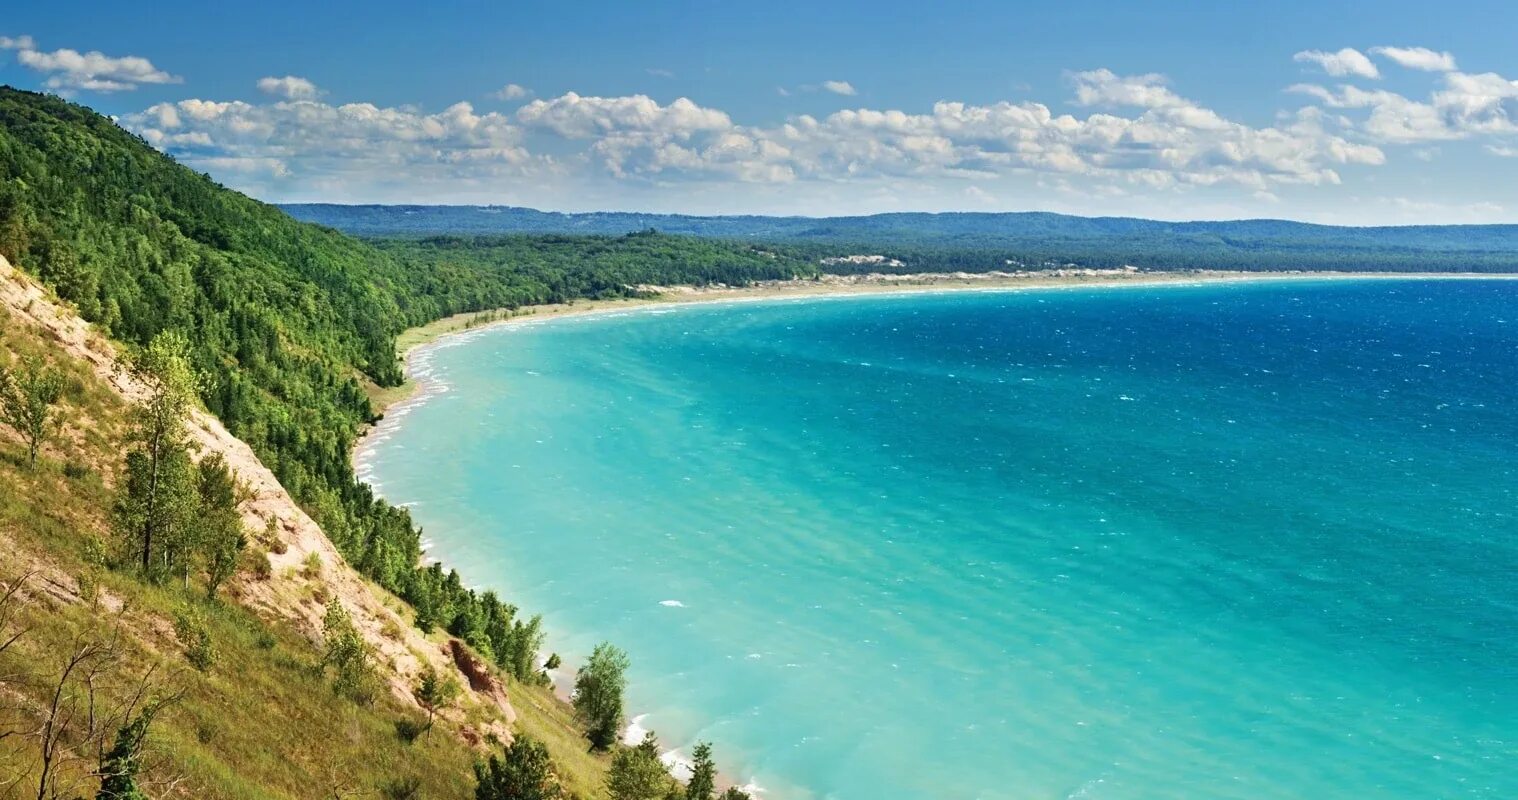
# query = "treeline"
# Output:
<box><xmin>376</xmin><ymin>232</ymin><xmax>817</xmax><ymax>298</ymax></box>
<box><xmin>288</xmin><ymin>202</ymin><xmax>1518</xmax><ymax>274</ymax></box>
<box><xmin>0</xmin><ymin>87</ymin><xmax>814</xmax><ymax>674</ymax></box>
<box><xmin>0</xmin><ymin>86</ymin><xmax>767</xmax><ymax>797</ymax></box>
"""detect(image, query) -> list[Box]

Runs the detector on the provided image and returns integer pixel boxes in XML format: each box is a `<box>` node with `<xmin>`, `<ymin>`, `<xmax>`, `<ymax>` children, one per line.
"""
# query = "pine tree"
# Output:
<box><xmin>686</xmin><ymin>742</ymin><xmax>715</xmax><ymax>800</ymax></box>
<box><xmin>414</xmin><ymin>665</ymin><xmax>460</xmax><ymax>737</ymax></box>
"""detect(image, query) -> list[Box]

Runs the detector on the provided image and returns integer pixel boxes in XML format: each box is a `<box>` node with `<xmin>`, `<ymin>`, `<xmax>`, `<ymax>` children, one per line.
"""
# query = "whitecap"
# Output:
<box><xmin>622</xmin><ymin>714</ymin><xmax>651</xmax><ymax>746</ymax></box>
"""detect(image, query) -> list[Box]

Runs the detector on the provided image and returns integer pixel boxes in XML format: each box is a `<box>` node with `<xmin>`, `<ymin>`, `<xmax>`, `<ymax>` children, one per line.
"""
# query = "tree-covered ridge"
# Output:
<box><xmin>0</xmin><ymin>84</ymin><xmax>817</xmax><ymax>699</ymax></box>
<box><xmin>287</xmin><ymin>202</ymin><xmax>1518</xmax><ymax>273</ymax></box>
<box><xmin>378</xmin><ymin>232</ymin><xmax>814</xmax><ymax>298</ymax></box>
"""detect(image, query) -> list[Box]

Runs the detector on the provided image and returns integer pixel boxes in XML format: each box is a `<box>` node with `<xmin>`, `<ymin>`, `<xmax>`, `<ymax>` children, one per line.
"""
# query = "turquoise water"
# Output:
<box><xmin>359</xmin><ymin>279</ymin><xmax>1516</xmax><ymax>799</ymax></box>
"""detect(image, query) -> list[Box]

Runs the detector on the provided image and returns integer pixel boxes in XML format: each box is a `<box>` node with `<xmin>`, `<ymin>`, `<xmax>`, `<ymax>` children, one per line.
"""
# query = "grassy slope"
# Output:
<box><xmin>0</xmin><ymin>298</ymin><xmax>615</xmax><ymax>798</ymax></box>
<box><xmin>0</xmin><ymin>308</ymin><xmax>481</xmax><ymax>797</ymax></box>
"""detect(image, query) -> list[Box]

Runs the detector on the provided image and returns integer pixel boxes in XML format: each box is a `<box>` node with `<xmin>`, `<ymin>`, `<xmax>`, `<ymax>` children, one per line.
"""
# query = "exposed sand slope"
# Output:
<box><xmin>0</xmin><ymin>254</ymin><xmax>513</xmax><ymax>739</ymax></box>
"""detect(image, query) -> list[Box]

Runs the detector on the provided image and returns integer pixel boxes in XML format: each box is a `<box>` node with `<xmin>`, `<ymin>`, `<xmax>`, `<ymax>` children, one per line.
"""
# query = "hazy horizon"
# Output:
<box><xmin>6</xmin><ymin>1</ymin><xmax>1518</xmax><ymax>225</ymax></box>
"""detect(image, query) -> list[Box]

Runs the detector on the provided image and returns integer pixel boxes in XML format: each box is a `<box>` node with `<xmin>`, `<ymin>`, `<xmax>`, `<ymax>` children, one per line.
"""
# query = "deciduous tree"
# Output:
<box><xmin>0</xmin><ymin>354</ymin><xmax>64</xmax><ymax>467</ymax></box>
<box><xmin>573</xmin><ymin>642</ymin><xmax>629</xmax><ymax>751</ymax></box>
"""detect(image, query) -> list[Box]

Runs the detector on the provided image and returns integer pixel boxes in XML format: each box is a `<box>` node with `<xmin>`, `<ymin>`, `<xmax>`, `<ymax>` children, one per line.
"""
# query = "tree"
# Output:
<box><xmin>414</xmin><ymin>665</ymin><xmax>460</xmax><ymax>737</ymax></box>
<box><xmin>0</xmin><ymin>354</ymin><xmax>64</xmax><ymax>467</ymax></box>
<box><xmin>115</xmin><ymin>332</ymin><xmax>201</xmax><ymax>578</ymax></box>
<box><xmin>473</xmin><ymin>734</ymin><xmax>563</xmax><ymax>800</ymax></box>
<box><xmin>322</xmin><ymin>600</ymin><xmax>376</xmax><ymax>704</ymax></box>
<box><xmin>607</xmin><ymin>732</ymin><xmax>674</xmax><ymax>800</ymax></box>
<box><xmin>573</xmin><ymin>642</ymin><xmax>629</xmax><ymax>751</ymax></box>
<box><xmin>194</xmin><ymin>453</ymin><xmax>248</xmax><ymax>599</ymax></box>
<box><xmin>686</xmin><ymin>742</ymin><xmax>715</xmax><ymax>800</ymax></box>
<box><xmin>717</xmin><ymin>789</ymin><xmax>752</xmax><ymax>800</ymax></box>
<box><xmin>95</xmin><ymin>707</ymin><xmax>160</xmax><ymax>800</ymax></box>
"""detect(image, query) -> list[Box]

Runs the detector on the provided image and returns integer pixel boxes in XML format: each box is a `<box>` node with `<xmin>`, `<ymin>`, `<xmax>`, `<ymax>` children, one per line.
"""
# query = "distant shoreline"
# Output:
<box><xmin>360</xmin><ymin>268</ymin><xmax>1517</xmax><ymax>426</ymax></box>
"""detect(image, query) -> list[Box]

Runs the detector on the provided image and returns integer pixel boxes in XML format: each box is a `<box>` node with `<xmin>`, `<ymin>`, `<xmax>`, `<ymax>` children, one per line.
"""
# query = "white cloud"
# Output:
<box><xmin>257</xmin><ymin>75</ymin><xmax>321</xmax><ymax>100</ymax></box>
<box><xmin>646</xmin><ymin>68</ymin><xmax>675</xmax><ymax>79</ymax></box>
<box><xmin>517</xmin><ymin>92</ymin><xmax>731</xmax><ymax>138</ymax></box>
<box><xmin>121</xmin><ymin>97</ymin><xmax>540</xmax><ymax>195</ymax></box>
<box><xmin>1290</xmin><ymin>62</ymin><xmax>1518</xmax><ymax>144</ymax></box>
<box><xmin>821</xmin><ymin>80</ymin><xmax>857</xmax><ymax>96</ymax></box>
<box><xmin>9</xmin><ymin>38</ymin><xmax>180</xmax><ymax>92</ymax></box>
<box><xmin>1293</xmin><ymin>48</ymin><xmax>1380</xmax><ymax>79</ymax></box>
<box><xmin>493</xmin><ymin>83</ymin><xmax>531</xmax><ymax>100</ymax></box>
<box><xmin>1371</xmin><ymin>46</ymin><xmax>1457</xmax><ymax>72</ymax></box>
<box><xmin>1485</xmin><ymin>144</ymin><xmax>1518</xmax><ymax>157</ymax></box>
<box><xmin>122</xmin><ymin>63</ymin><xmax>1401</xmax><ymax>203</ymax></box>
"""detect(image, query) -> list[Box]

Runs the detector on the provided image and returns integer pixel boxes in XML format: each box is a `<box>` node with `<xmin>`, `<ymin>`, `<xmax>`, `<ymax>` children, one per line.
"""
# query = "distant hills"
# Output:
<box><xmin>280</xmin><ymin>204</ymin><xmax>1518</xmax><ymax>273</ymax></box>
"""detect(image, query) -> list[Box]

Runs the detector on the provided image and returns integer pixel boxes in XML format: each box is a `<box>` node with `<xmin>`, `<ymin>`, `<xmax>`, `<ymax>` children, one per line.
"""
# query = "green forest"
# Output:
<box><xmin>0</xmin><ymin>86</ymin><xmax>813</xmax><ymax>695</ymax></box>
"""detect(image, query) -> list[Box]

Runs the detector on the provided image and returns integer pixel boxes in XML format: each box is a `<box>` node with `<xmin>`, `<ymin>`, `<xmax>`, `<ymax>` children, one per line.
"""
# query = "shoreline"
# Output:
<box><xmin>350</xmin><ymin>267</ymin><xmax>1514</xmax><ymax>796</ymax></box>
<box><xmin>360</xmin><ymin>268</ymin><xmax>1515</xmax><ymax>427</ymax></box>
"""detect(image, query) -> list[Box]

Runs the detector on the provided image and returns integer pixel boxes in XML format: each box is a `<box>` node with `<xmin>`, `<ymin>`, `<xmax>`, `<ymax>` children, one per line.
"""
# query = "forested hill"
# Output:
<box><xmin>0</xmin><ymin>84</ymin><xmax>814</xmax><ymax>696</ymax></box>
<box><xmin>284</xmin><ymin>203</ymin><xmax>1518</xmax><ymax>273</ymax></box>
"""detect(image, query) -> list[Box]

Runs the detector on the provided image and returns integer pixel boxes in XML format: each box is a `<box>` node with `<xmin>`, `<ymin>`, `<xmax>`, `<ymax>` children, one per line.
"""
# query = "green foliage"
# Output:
<box><xmin>173</xmin><ymin>604</ymin><xmax>216</xmax><ymax>671</ymax></box>
<box><xmin>322</xmin><ymin>599</ymin><xmax>376</xmax><ymax>704</ymax></box>
<box><xmin>574</xmin><ymin>642</ymin><xmax>630</xmax><ymax>751</ymax></box>
<box><xmin>414</xmin><ymin>664</ymin><xmax>461</xmax><ymax>736</ymax></box>
<box><xmin>380</xmin><ymin>775</ymin><xmax>423</xmax><ymax>800</ymax></box>
<box><xmin>95</xmin><ymin>715</ymin><xmax>151</xmax><ymax>800</ymax></box>
<box><xmin>717</xmin><ymin>788</ymin><xmax>752</xmax><ymax>800</ymax></box>
<box><xmin>686</xmin><ymin>742</ymin><xmax>715</xmax><ymax>800</ymax></box>
<box><xmin>607</xmin><ymin>732</ymin><xmax>675</xmax><ymax>800</ymax></box>
<box><xmin>473</xmin><ymin>733</ymin><xmax>564</xmax><ymax>800</ymax></box>
<box><xmin>113</xmin><ymin>331</ymin><xmax>200</xmax><ymax>579</ymax></box>
<box><xmin>375</xmin><ymin>233</ymin><xmax>816</xmax><ymax>304</ymax></box>
<box><xmin>0</xmin><ymin>353</ymin><xmax>64</xmax><ymax>466</ymax></box>
<box><xmin>194</xmin><ymin>452</ymin><xmax>248</xmax><ymax>599</ymax></box>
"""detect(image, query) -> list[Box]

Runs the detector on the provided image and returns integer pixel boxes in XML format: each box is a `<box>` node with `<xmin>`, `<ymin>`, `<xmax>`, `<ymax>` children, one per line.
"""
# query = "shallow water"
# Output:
<box><xmin>360</xmin><ymin>279</ymin><xmax>1517</xmax><ymax>799</ymax></box>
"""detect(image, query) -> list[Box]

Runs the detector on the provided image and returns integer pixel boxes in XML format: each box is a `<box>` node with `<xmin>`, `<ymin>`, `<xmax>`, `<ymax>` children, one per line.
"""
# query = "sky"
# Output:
<box><xmin>4</xmin><ymin>0</ymin><xmax>1518</xmax><ymax>224</ymax></box>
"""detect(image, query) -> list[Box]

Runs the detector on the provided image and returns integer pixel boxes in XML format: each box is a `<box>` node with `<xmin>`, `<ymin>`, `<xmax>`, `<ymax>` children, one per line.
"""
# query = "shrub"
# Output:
<box><xmin>173</xmin><ymin>605</ymin><xmax>216</xmax><ymax>672</ymax></box>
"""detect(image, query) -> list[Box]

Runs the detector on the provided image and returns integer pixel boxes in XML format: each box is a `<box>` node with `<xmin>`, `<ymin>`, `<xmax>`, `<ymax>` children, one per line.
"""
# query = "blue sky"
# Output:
<box><xmin>5</xmin><ymin>0</ymin><xmax>1518</xmax><ymax>223</ymax></box>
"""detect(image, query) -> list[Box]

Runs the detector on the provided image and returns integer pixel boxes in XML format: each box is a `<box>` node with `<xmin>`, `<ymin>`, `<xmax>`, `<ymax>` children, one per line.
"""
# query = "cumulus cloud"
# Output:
<box><xmin>6</xmin><ymin>37</ymin><xmax>180</xmax><ymax>92</ymax></box>
<box><xmin>1290</xmin><ymin>62</ymin><xmax>1518</xmax><ymax>143</ymax></box>
<box><xmin>821</xmin><ymin>80</ymin><xmax>857</xmax><ymax>96</ymax></box>
<box><xmin>1371</xmin><ymin>46</ymin><xmax>1457</xmax><ymax>72</ymax></box>
<box><xmin>493</xmin><ymin>83</ymin><xmax>531</xmax><ymax>100</ymax></box>
<box><xmin>517</xmin><ymin>93</ymin><xmax>731</xmax><ymax>138</ymax></box>
<box><xmin>120</xmin><ymin>62</ymin><xmax>1404</xmax><ymax>200</ymax></box>
<box><xmin>1294</xmin><ymin>48</ymin><xmax>1380</xmax><ymax>79</ymax></box>
<box><xmin>121</xmin><ymin>97</ymin><xmax>540</xmax><ymax>193</ymax></box>
<box><xmin>257</xmin><ymin>75</ymin><xmax>321</xmax><ymax>100</ymax></box>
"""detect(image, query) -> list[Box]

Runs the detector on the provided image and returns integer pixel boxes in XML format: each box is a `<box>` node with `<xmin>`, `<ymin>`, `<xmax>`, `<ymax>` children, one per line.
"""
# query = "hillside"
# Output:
<box><xmin>283</xmin><ymin>203</ymin><xmax>1518</xmax><ymax>273</ymax></box>
<box><xmin>0</xmin><ymin>86</ymin><xmax>757</xmax><ymax>799</ymax></box>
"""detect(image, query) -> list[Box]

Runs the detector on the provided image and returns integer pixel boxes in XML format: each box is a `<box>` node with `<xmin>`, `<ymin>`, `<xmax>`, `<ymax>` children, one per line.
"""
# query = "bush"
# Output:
<box><xmin>173</xmin><ymin>605</ymin><xmax>216</xmax><ymax>672</ymax></box>
<box><xmin>62</xmin><ymin>459</ymin><xmax>90</xmax><ymax>479</ymax></box>
<box><xmin>394</xmin><ymin>718</ymin><xmax>426</xmax><ymax>743</ymax></box>
<box><xmin>249</xmin><ymin>549</ymin><xmax>272</xmax><ymax>581</ymax></box>
<box><xmin>380</xmin><ymin>776</ymin><xmax>422</xmax><ymax>800</ymax></box>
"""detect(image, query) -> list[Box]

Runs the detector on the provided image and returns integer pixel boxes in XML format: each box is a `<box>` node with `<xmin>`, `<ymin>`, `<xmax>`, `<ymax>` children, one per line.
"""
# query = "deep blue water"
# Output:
<box><xmin>360</xmin><ymin>279</ymin><xmax>1516</xmax><ymax>799</ymax></box>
